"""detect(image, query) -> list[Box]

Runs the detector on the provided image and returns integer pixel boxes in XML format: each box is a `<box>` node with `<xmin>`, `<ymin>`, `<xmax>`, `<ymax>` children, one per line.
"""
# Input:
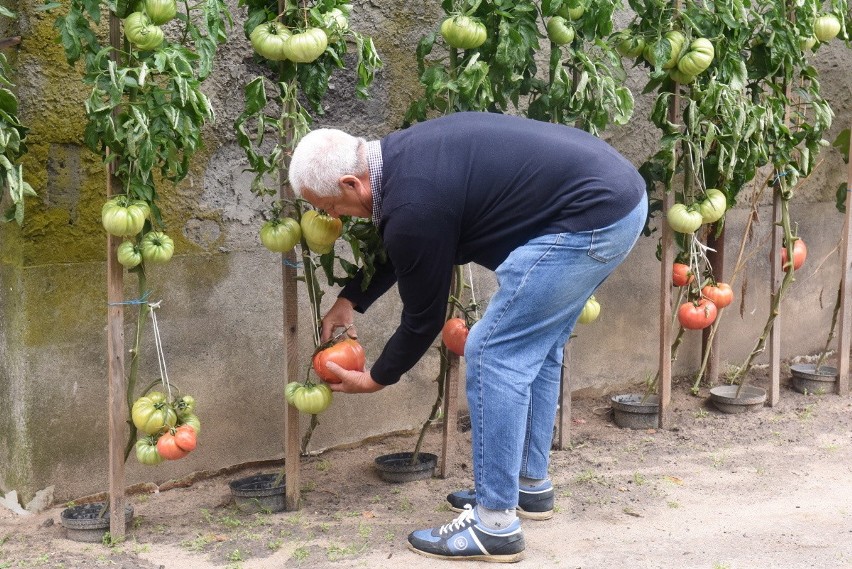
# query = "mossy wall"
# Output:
<box><xmin>1</xmin><ymin>0</ymin><xmax>851</xmax><ymax>503</ymax></box>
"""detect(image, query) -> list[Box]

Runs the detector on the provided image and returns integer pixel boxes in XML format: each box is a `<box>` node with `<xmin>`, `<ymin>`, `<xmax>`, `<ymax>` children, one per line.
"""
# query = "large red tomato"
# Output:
<box><xmin>312</xmin><ymin>338</ymin><xmax>366</xmax><ymax>383</ymax></box>
<box><xmin>701</xmin><ymin>282</ymin><xmax>733</xmax><ymax>308</ymax></box>
<box><xmin>677</xmin><ymin>298</ymin><xmax>718</xmax><ymax>330</ymax></box>
<box><xmin>442</xmin><ymin>317</ymin><xmax>469</xmax><ymax>357</ymax></box>
<box><xmin>780</xmin><ymin>239</ymin><xmax>807</xmax><ymax>271</ymax></box>
<box><xmin>672</xmin><ymin>263</ymin><xmax>694</xmax><ymax>287</ymax></box>
<box><xmin>156</xmin><ymin>429</ymin><xmax>190</xmax><ymax>460</ymax></box>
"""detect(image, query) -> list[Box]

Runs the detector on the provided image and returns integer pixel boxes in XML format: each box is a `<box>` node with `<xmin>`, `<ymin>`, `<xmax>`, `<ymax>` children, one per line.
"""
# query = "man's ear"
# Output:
<box><xmin>338</xmin><ymin>174</ymin><xmax>360</xmax><ymax>193</ymax></box>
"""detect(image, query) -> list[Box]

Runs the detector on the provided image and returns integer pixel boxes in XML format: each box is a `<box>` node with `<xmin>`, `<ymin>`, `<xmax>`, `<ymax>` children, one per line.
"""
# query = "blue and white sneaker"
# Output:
<box><xmin>447</xmin><ymin>481</ymin><xmax>554</xmax><ymax>520</ymax></box>
<box><xmin>407</xmin><ymin>505</ymin><xmax>525</xmax><ymax>562</ymax></box>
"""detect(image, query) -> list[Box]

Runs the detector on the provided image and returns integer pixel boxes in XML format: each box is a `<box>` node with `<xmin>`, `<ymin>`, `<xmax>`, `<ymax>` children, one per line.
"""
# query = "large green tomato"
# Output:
<box><xmin>260</xmin><ymin>217</ymin><xmax>301</xmax><ymax>253</ymax></box>
<box><xmin>135</xmin><ymin>436</ymin><xmax>164</xmax><ymax>466</ymax></box>
<box><xmin>546</xmin><ymin>17</ymin><xmax>575</xmax><ymax>45</ymax></box>
<box><xmin>140</xmin><ymin>231</ymin><xmax>175</xmax><ymax>264</ymax></box>
<box><xmin>668</xmin><ymin>67</ymin><xmax>695</xmax><ymax>84</ymax></box>
<box><xmin>698</xmin><ymin>189</ymin><xmax>727</xmax><ymax>224</ymax></box>
<box><xmin>557</xmin><ymin>0</ymin><xmax>585</xmax><ymax>20</ymax></box>
<box><xmin>300</xmin><ymin>210</ymin><xmax>342</xmax><ymax>254</ymax></box>
<box><xmin>814</xmin><ymin>14</ymin><xmax>841</xmax><ymax>42</ymax></box>
<box><xmin>132</xmin><ymin>393</ymin><xmax>178</xmax><ymax>435</ymax></box>
<box><xmin>250</xmin><ymin>21</ymin><xmax>291</xmax><ymax>61</ymax></box>
<box><xmin>643</xmin><ymin>30</ymin><xmax>685</xmax><ymax>69</ymax></box>
<box><xmin>577</xmin><ymin>295</ymin><xmax>601</xmax><ymax>324</ymax></box>
<box><xmin>440</xmin><ymin>15</ymin><xmax>487</xmax><ymax>49</ymax></box>
<box><xmin>117</xmin><ymin>240</ymin><xmax>142</xmax><ymax>268</ymax></box>
<box><xmin>614</xmin><ymin>31</ymin><xmax>645</xmax><ymax>58</ymax></box>
<box><xmin>282</xmin><ymin>28</ymin><xmax>328</xmax><ymax>63</ymax></box>
<box><xmin>323</xmin><ymin>7</ymin><xmax>350</xmax><ymax>35</ymax></box>
<box><xmin>124</xmin><ymin>12</ymin><xmax>164</xmax><ymax>50</ymax></box>
<box><xmin>666</xmin><ymin>203</ymin><xmax>704</xmax><ymax>234</ymax></box>
<box><xmin>676</xmin><ymin>38</ymin><xmax>714</xmax><ymax>77</ymax></box>
<box><xmin>144</xmin><ymin>0</ymin><xmax>176</xmax><ymax>25</ymax></box>
<box><xmin>102</xmin><ymin>196</ymin><xmax>148</xmax><ymax>237</ymax></box>
<box><xmin>285</xmin><ymin>382</ymin><xmax>332</xmax><ymax>414</ymax></box>
<box><xmin>178</xmin><ymin>412</ymin><xmax>201</xmax><ymax>434</ymax></box>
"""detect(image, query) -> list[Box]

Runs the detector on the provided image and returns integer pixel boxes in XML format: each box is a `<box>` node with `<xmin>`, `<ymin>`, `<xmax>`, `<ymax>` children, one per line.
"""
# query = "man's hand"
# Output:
<box><xmin>324</xmin><ymin>362</ymin><xmax>384</xmax><ymax>393</ymax></box>
<box><xmin>321</xmin><ymin>297</ymin><xmax>358</xmax><ymax>342</ymax></box>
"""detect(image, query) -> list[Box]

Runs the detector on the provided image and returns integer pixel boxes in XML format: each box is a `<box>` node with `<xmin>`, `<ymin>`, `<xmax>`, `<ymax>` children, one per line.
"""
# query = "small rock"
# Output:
<box><xmin>41</xmin><ymin>518</ymin><xmax>54</xmax><ymax>527</ymax></box>
<box><xmin>0</xmin><ymin>491</ymin><xmax>30</xmax><ymax>516</ymax></box>
<box><xmin>25</xmin><ymin>486</ymin><xmax>55</xmax><ymax>514</ymax></box>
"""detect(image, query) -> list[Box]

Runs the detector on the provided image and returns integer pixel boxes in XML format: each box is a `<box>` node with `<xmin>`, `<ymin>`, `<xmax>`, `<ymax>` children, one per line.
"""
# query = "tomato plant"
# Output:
<box><xmin>285</xmin><ymin>382</ymin><xmax>333</xmax><ymax>415</ymax></box>
<box><xmin>781</xmin><ymin>238</ymin><xmax>807</xmax><ymax>271</ymax></box>
<box><xmin>312</xmin><ymin>338</ymin><xmax>366</xmax><ymax>383</ymax></box>
<box><xmin>672</xmin><ymin>263</ymin><xmax>694</xmax><ymax>287</ymax></box>
<box><xmin>577</xmin><ymin>295</ymin><xmax>601</xmax><ymax>324</ymax></box>
<box><xmin>442</xmin><ymin>317</ymin><xmax>469</xmax><ymax>356</ymax></box>
<box><xmin>702</xmin><ymin>282</ymin><xmax>733</xmax><ymax>309</ymax></box>
<box><xmin>677</xmin><ymin>298</ymin><xmax>717</xmax><ymax>330</ymax></box>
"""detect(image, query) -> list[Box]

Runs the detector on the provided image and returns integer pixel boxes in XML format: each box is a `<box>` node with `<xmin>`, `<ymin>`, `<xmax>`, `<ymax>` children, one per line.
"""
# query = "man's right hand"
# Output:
<box><xmin>321</xmin><ymin>297</ymin><xmax>358</xmax><ymax>342</ymax></box>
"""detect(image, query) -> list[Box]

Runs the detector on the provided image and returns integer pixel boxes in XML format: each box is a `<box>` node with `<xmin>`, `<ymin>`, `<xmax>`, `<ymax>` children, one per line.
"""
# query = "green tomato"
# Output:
<box><xmin>800</xmin><ymin>36</ymin><xmax>817</xmax><ymax>51</ymax></box>
<box><xmin>178</xmin><ymin>413</ymin><xmax>201</xmax><ymax>434</ymax></box>
<box><xmin>282</xmin><ymin>28</ymin><xmax>328</xmax><ymax>63</ymax></box>
<box><xmin>250</xmin><ymin>21</ymin><xmax>291</xmax><ymax>61</ymax></box>
<box><xmin>132</xmin><ymin>394</ymin><xmax>178</xmax><ymax>435</ymax></box>
<box><xmin>440</xmin><ymin>15</ymin><xmax>487</xmax><ymax>49</ymax></box>
<box><xmin>175</xmin><ymin>395</ymin><xmax>196</xmax><ymax>416</ymax></box>
<box><xmin>676</xmin><ymin>38</ymin><xmax>714</xmax><ymax>77</ymax></box>
<box><xmin>286</xmin><ymin>382</ymin><xmax>333</xmax><ymax>415</ymax></box>
<box><xmin>135</xmin><ymin>436</ymin><xmax>164</xmax><ymax>466</ymax></box>
<box><xmin>102</xmin><ymin>196</ymin><xmax>147</xmax><ymax>237</ymax></box>
<box><xmin>323</xmin><ymin>8</ymin><xmax>349</xmax><ymax>34</ymax></box>
<box><xmin>124</xmin><ymin>12</ymin><xmax>164</xmax><ymax>50</ymax></box>
<box><xmin>143</xmin><ymin>0</ymin><xmax>176</xmax><ymax>25</ymax></box>
<box><xmin>644</xmin><ymin>30</ymin><xmax>685</xmax><ymax>69</ymax></box>
<box><xmin>668</xmin><ymin>67</ymin><xmax>694</xmax><ymax>84</ymax></box>
<box><xmin>814</xmin><ymin>14</ymin><xmax>841</xmax><ymax>42</ymax></box>
<box><xmin>557</xmin><ymin>0</ymin><xmax>585</xmax><ymax>20</ymax></box>
<box><xmin>577</xmin><ymin>295</ymin><xmax>601</xmax><ymax>324</ymax></box>
<box><xmin>546</xmin><ymin>17</ymin><xmax>575</xmax><ymax>45</ymax></box>
<box><xmin>117</xmin><ymin>240</ymin><xmax>142</xmax><ymax>268</ymax></box>
<box><xmin>260</xmin><ymin>217</ymin><xmax>301</xmax><ymax>253</ymax></box>
<box><xmin>140</xmin><ymin>231</ymin><xmax>175</xmax><ymax>264</ymax></box>
<box><xmin>666</xmin><ymin>203</ymin><xmax>704</xmax><ymax>234</ymax></box>
<box><xmin>300</xmin><ymin>210</ymin><xmax>342</xmax><ymax>254</ymax></box>
<box><xmin>614</xmin><ymin>31</ymin><xmax>645</xmax><ymax>58</ymax></box>
<box><xmin>698</xmin><ymin>189</ymin><xmax>727</xmax><ymax>224</ymax></box>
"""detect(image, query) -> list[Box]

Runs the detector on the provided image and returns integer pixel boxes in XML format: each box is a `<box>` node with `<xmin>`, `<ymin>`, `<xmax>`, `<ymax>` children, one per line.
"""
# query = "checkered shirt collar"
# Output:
<box><xmin>366</xmin><ymin>140</ymin><xmax>383</xmax><ymax>227</ymax></box>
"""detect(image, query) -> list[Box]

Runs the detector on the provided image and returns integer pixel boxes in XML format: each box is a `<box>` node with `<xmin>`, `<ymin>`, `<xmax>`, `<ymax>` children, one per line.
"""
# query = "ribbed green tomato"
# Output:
<box><xmin>614</xmin><ymin>31</ymin><xmax>645</xmax><ymax>58</ymax></box>
<box><xmin>286</xmin><ymin>382</ymin><xmax>333</xmax><ymax>415</ymax></box>
<box><xmin>282</xmin><ymin>28</ymin><xmax>328</xmax><ymax>63</ymax></box>
<box><xmin>577</xmin><ymin>295</ymin><xmax>601</xmax><ymax>324</ymax></box>
<box><xmin>300</xmin><ymin>210</ymin><xmax>342</xmax><ymax>254</ymax></box>
<box><xmin>668</xmin><ymin>67</ymin><xmax>694</xmax><ymax>84</ymax></box>
<box><xmin>260</xmin><ymin>217</ymin><xmax>301</xmax><ymax>253</ymax></box>
<box><xmin>546</xmin><ymin>17</ymin><xmax>575</xmax><ymax>45</ymax></box>
<box><xmin>132</xmin><ymin>393</ymin><xmax>178</xmax><ymax>435</ymax></box>
<box><xmin>666</xmin><ymin>203</ymin><xmax>704</xmax><ymax>234</ymax></box>
<box><xmin>140</xmin><ymin>231</ymin><xmax>174</xmax><ymax>264</ymax></box>
<box><xmin>676</xmin><ymin>38</ymin><xmax>714</xmax><ymax>77</ymax></box>
<box><xmin>135</xmin><ymin>436</ymin><xmax>164</xmax><ymax>466</ymax></box>
<box><xmin>557</xmin><ymin>0</ymin><xmax>585</xmax><ymax>20</ymax></box>
<box><xmin>124</xmin><ymin>12</ymin><xmax>164</xmax><ymax>50</ymax></box>
<box><xmin>144</xmin><ymin>0</ymin><xmax>176</xmax><ymax>25</ymax></box>
<box><xmin>698</xmin><ymin>189</ymin><xmax>727</xmax><ymax>224</ymax></box>
<box><xmin>644</xmin><ymin>30</ymin><xmax>685</xmax><ymax>69</ymax></box>
<box><xmin>250</xmin><ymin>21</ymin><xmax>291</xmax><ymax>61</ymax></box>
<box><xmin>814</xmin><ymin>14</ymin><xmax>841</xmax><ymax>42</ymax></box>
<box><xmin>323</xmin><ymin>7</ymin><xmax>349</xmax><ymax>34</ymax></box>
<box><xmin>117</xmin><ymin>241</ymin><xmax>142</xmax><ymax>268</ymax></box>
<box><xmin>102</xmin><ymin>196</ymin><xmax>148</xmax><ymax>237</ymax></box>
<box><xmin>178</xmin><ymin>413</ymin><xmax>201</xmax><ymax>434</ymax></box>
<box><xmin>440</xmin><ymin>15</ymin><xmax>487</xmax><ymax>49</ymax></box>
<box><xmin>175</xmin><ymin>394</ymin><xmax>196</xmax><ymax>416</ymax></box>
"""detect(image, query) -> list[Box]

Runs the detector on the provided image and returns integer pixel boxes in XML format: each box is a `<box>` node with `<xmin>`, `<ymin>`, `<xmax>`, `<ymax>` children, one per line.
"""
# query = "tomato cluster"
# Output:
<box><xmin>666</xmin><ymin>189</ymin><xmax>728</xmax><ymax>234</ymax></box>
<box><xmin>123</xmin><ymin>0</ymin><xmax>178</xmax><ymax>51</ymax></box>
<box><xmin>103</xmin><ymin>195</ymin><xmax>175</xmax><ymax>269</ymax></box>
<box><xmin>132</xmin><ymin>392</ymin><xmax>201</xmax><ymax>465</ymax></box>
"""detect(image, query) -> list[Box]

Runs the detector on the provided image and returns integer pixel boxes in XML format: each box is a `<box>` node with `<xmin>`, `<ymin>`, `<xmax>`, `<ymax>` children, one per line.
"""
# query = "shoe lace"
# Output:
<box><xmin>439</xmin><ymin>504</ymin><xmax>476</xmax><ymax>535</ymax></box>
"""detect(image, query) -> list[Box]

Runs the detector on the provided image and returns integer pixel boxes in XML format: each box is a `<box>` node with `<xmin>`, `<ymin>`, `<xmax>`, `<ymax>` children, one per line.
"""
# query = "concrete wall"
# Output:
<box><xmin>1</xmin><ymin>1</ymin><xmax>851</xmax><ymax>502</ymax></box>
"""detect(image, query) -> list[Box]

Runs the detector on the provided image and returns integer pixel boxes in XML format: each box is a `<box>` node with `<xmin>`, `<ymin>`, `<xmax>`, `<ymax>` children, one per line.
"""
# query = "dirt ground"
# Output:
<box><xmin>2</xmin><ymin>370</ymin><xmax>852</xmax><ymax>569</ymax></box>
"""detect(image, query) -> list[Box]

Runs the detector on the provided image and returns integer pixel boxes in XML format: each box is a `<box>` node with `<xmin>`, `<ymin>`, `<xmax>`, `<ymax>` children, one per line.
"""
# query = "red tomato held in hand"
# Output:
<box><xmin>312</xmin><ymin>338</ymin><xmax>366</xmax><ymax>383</ymax></box>
<box><xmin>672</xmin><ymin>263</ymin><xmax>694</xmax><ymax>287</ymax></box>
<box><xmin>678</xmin><ymin>298</ymin><xmax>718</xmax><ymax>330</ymax></box>
<box><xmin>442</xmin><ymin>317</ymin><xmax>469</xmax><ymax>357</ymax></box>
<box><xmin>780</xmin><ymin>239</ymin><xmax>807</xmax><ymax>271</ymax></box>
<box><xmin>701</xmin><ymin>282</ymin><xmax>733</xmax><ymax>309</ymax></box>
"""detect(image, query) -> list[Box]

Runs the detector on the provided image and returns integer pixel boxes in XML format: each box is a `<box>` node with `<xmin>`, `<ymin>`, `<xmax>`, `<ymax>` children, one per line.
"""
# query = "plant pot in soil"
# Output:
<box><xmin>60</xmin><ymin>502</ymin><xmax>134</xmax><ymax>543</ymax></box>
<box><xmin>709</xmin><ymin>385</ymin><xmax>767</xmax><ymax>414</ymax></box>
<box><xmin>374</xmin><ymin>452</ymin><xmax>438</xmax><ymax>483</ymax></box>
<box><xmin>790</xmin><ymin>363</ymin><xmax>837</xmax><ymax>395</ymax></box>
<box><xmin>229</xmin><ymin>473</ymin><xmax>286</xmax><ymax>514</ymax></box>
<box><xmin>610</xmin><ymin>393</ymin><xmax>659</xmax><ymax>429</ymax></box>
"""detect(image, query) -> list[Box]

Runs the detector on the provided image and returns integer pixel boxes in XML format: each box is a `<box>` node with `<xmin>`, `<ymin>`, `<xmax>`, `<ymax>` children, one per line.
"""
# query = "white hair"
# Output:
<box><xmin>288</xmin><ymin>128</ymin><xmax>368</xmax><ymax>198</ymax></box>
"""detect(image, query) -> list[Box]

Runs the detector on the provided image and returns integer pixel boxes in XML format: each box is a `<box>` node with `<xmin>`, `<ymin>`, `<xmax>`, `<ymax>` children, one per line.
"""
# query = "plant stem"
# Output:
<box><xmin>123</xmin><ymin>268</ymin><xmax>148</xmax><ymax>462</ymax></box>
<box><xmin>813</xmin><ymin>281</ymin><xmax>842</xmax><ymax>372</ymax></box>
<box><xmin>300</xmin><ymin>414</ymin><xmax>319</xmax><ymax>455</ymax></box>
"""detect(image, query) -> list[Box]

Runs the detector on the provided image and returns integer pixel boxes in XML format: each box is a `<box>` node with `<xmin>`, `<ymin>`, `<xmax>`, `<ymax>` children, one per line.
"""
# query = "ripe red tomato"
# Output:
<box><xmin>780</xmin><ymin>238</ymin><xmax>807</xmax><ymax>271</ymax></box>
<box><xmin>672</xmin><ymin>263</ymin><xmax>694</xmax><ymax>287</ymax></box>
<box><xmin>312</xmin><ymin>338</ymin><xmax>366</xmax><ymax>383</ymax></box>
<box><xmin>156</xmin><ymin>430</ymin><xmax>190</xmax><ymax>460</ymax></box>
<box><xmin>442</xmin><ymin>317</ymin><xmax>469</xmax><ymax>357</ymax></box>
<box><xmin>172</xmin><ymin>424</ymin><xmax>197</xmax><ymax>452</ymax></box>
<box><xmin>701</xmin><ymin>282</ymin><xmax>733</xmax><ymax>308</ymax></box>
<box><xmin>677</xmin><ymin>298</ymin><xmax>718</xmax><ymax>330</ymax></box>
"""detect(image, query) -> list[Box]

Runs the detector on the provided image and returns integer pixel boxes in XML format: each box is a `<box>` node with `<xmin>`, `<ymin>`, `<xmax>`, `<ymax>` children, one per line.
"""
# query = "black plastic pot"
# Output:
<box><xmin>374</xmin><ymin>452</ymin><xmax>437</xmax><ymax>483</ymax></box>
<box><xmin>60</xmin><ymin>502</ymin><xmax>134</xmax><ymax>543</ymax></box>
<box><xmin>709</xmin><ymin>385</ymin><xmax>767</xmax><ymax>414</ymax></box>
<box><xmin>229</xmin><ymin>473</ymin><xmax>286</xmax><ymax>513</ymax></box>
<box><xmin>790</xmin><ymin>364</ymin><xmax>837</xmax><ymax>395</ymax></box>
<box><xmin>610</xmin><ymin>393</ymin><xmax>659</xmax><ymax>429</ymax></box>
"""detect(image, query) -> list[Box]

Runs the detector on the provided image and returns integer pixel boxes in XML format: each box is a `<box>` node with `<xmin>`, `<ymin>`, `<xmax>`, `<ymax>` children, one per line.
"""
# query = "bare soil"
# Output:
<box><xmin>2</xmin><ymin>371</ymin><xmax>852</xmax><ymax>569</ymax></box>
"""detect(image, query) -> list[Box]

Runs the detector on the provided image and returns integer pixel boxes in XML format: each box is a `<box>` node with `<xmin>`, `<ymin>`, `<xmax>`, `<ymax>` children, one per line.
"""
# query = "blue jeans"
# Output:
<box><xmin>464</xmin><ymin>196</ymin><xmax>648</xmax><ymax>511</ymax></box>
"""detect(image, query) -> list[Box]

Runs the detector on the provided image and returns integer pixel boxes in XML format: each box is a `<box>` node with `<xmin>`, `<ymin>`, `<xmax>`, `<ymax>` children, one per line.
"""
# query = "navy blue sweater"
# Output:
<box><xmin>341</xmin><ymin>112</ymin><xmax>645</xmax><ymax>385</ymax></box>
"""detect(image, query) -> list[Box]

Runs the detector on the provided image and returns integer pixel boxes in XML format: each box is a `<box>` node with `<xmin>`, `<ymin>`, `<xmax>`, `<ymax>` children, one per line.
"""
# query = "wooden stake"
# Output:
<box><xmin>439</xmin><ymin>353</ymin><xmax>459</xmax><ymax>478</ymax></box>
<box><xmin>768</xmin><ymin>193</ymin><xmax>782</xmax><ymax>406</ymax></box>
<box><xmin>837</xmin><ymin>125</ymin><xmax>852</xmax><ymax>396</ymax></box>
<box><xmin>703</xmin><ymin>227</ymin><xmax>725</xmax><ymax>384</ymax></box>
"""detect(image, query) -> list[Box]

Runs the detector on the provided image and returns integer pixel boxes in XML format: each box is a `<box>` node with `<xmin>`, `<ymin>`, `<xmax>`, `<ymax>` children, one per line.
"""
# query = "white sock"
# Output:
<box><xmin>475</xmin><ymin>504</ymin><xmax>518</xmax><ymax>530</ymax></box>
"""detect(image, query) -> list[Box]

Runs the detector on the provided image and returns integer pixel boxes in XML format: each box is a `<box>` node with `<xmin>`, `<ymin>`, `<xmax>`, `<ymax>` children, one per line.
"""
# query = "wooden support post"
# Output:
<box><xmin>555</xmin><ymin>342</ymin><xmax>571</xmax><ymax>450</ymax></box>
<box><xmin>837</xmin><ymin>126</ymin><xmax>852</xmax><ymax>396</ymax></box>
<box><xmin>768</xmin><ymin>194</ymin><xmax>782</xmax><ymax>406</ymax></box>
<box><xmin>106</xmin><ymin>12</ymin><xmax>126</xmax><ymax>539</ymax></box>
<box><xmin>439</xmin><ymin>353</ymin><xmax>460</xmax><ymax>478</ymax></box>
<box><xmin>703</xmin><ymin>228</ymin><xmax>725</xmax><ymax>384</ymax></box>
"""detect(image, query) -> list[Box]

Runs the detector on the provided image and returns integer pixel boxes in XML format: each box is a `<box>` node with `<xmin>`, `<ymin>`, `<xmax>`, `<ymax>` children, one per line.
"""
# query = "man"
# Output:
<box><xmin>289</xmin><ymin>112</ymin><xmax>647</xmax><ymax>562</ymax></box>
